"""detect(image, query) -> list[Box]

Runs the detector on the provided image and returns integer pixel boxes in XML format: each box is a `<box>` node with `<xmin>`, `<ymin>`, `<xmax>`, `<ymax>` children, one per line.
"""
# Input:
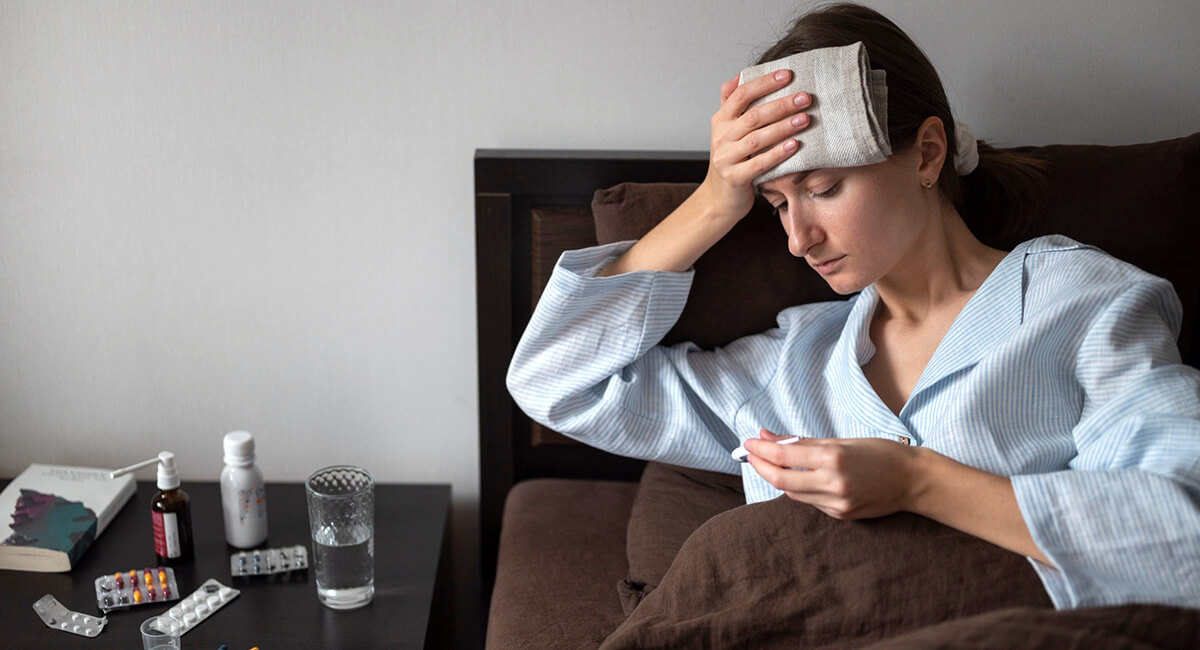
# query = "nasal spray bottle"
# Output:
<box><xmin>111</xmin><ymin>452</ymin><xmax>195</xmax><ymax>565</ymax></box>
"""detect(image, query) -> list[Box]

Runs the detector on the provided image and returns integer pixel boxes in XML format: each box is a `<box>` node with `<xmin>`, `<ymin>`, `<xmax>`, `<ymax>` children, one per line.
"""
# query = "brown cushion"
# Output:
<box><xmin>592</xmin><ymin>183</ymin><xmax>839</xmax><ymax>349</ymax></box>
<box><xmin>619</xmin><ymin>462</ymin><xmax>745</xmax><ymax>615</ymax></box>
<box><xmin>600</xmin><ymin>495</ymin><xmax>1053</xmax><ymax>650</ymax></box>
<box><xmin>486</xmin><ymin>479</ymin><xmax>636</xmax><ymax>650</ymax></box>
<box><xmin>1004</xmin><ymin>134</ymin><xmax>1200</xmax><ymax>367</ymax></box>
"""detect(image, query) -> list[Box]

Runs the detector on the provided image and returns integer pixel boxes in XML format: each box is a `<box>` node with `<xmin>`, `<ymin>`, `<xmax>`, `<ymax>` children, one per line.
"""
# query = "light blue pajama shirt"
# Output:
<box><xmin>506</xmin><ymin>234</ymin><xmax>1200</xmax><ymax>610</ymax></box>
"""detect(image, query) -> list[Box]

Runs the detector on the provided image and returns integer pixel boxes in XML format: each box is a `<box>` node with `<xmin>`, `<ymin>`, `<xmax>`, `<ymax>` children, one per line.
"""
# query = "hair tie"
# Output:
<box><xmin>953</xmin><ymin>122</ymin><xmax>979</xmax><ymax>175</ymax></box>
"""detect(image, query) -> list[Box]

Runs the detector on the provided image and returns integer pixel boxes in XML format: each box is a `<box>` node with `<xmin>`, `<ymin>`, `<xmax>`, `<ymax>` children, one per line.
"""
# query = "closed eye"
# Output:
<box><xmin>772</xmin><ymin>201</ymin><xmax>788</xmax><ymax>216</ymax></box>
<box><xmin>807</xmin><ymin>183</ymin><xmax>839</xmax><ymax>200</ymax></box>
<box><xmin>811</xmin><ymin>183</ymin><xmax>840</xmax><ymax>201</ymax></box>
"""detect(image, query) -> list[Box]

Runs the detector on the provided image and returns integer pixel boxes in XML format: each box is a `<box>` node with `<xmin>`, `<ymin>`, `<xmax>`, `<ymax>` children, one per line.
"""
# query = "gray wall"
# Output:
<box><xmin>3</xmin><ymin>1</ymin><xmax>1198</xmax><ymax>645</ymax></box>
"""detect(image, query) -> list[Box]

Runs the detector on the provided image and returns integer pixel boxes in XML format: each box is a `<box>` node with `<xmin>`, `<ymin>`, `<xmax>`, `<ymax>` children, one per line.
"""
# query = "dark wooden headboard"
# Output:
<box><xmin>474</xmin><ymin>149</ymin><xmax>708</xmax><ymax>593</ymax></box>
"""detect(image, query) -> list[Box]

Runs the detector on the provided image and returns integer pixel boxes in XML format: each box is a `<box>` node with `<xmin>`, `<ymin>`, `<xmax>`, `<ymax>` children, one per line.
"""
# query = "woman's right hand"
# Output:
<box><xmin>697</xmin><ymin>69</ymin><xmax>812</xmax><ymax>222</ymax></box>
<box><xmin>597</xmin><ymin>70</ymin><xmax>811</xmax><ymax>276</ymax></box>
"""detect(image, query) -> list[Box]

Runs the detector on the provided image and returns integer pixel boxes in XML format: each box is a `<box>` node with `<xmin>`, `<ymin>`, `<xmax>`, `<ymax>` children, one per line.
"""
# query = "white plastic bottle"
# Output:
<box><xmin>220</xmin><ymin>430</ymin><xmax>269</xmax><ymax>548</ymax></box>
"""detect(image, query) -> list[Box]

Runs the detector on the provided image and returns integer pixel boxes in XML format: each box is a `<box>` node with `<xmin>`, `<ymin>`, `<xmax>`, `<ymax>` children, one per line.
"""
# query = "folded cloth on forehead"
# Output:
<box><xmin>738</xmin><ymin>41</ymin><xmax>891</xmax><ymax>186</ymax></box>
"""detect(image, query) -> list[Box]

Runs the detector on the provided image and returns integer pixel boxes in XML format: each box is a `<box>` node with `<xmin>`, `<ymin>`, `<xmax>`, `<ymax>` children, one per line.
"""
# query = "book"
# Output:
<box><xmin>0</xmin><ymin>464</ymin><xmax>136</xmax><ymax>572</ymax></box>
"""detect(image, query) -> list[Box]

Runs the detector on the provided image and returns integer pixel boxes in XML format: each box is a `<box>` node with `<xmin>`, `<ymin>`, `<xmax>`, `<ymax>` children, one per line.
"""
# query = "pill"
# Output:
<box><xmin>196</xmin><ymin>603</ymin><xmax>209</xmax><ymax>615</ymax></box>
<box><xmin>207</xmin><ymin>595</ymin><xmax>221</xmax><ymax>608</ymax></box>
<box><xmin>133</xmin><ymin>590</ymin><xmax>142</xmax><ymax>604</ymax></box>
<box><xmin>114</xmin><ymin>573</ymin><xmax>123</xmax><ymax>589</ymax></box>
<box><xmin>184</xmin><ymin>612</ymin><xmax>197</xmax><ymax>625</ymax></box>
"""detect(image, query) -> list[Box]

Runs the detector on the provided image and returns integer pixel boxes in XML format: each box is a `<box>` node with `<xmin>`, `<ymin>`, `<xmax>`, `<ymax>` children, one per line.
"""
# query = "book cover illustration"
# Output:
<box><xmin>4</xmin><ymin>489</ymin><xmax>98</xmax><ymax>566</ymax></box>
<box><xmin>0</xmin><ymin>464</ymin><xmax>135</xmax><ymax>571</ymax></box>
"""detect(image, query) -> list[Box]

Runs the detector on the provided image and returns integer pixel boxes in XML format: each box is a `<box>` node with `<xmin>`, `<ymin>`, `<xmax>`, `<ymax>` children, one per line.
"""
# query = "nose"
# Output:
<box><xmin>780</xmin><ymin>207</ymin><xmax>821</xmax><ymax>258</ymax></box>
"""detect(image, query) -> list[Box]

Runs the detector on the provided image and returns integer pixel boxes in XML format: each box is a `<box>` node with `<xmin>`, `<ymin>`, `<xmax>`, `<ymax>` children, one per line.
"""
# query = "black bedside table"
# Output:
<box><xmin>0</xmin><ymin>480</ymin><xmax>451</xmax><ymax>649</ymax></box>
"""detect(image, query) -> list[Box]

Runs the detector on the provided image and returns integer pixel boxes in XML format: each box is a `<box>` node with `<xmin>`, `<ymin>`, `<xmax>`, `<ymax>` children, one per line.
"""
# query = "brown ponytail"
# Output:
<box><xmin>960</xmin><ymin>141</ymin><xmax>1047</xmax><ymax>243</ymax></box>
<box><xmin>756</xmin><ymin>3</ymin><xmax>1045</xmax><ymax>244</ymax></box>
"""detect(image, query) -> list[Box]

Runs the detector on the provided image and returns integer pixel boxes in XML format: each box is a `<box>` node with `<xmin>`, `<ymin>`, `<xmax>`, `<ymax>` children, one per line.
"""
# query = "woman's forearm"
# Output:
<box><xmin>598</xmin><ymin>185</ymin><xmax>743</xmax><ymax>277</ymax></box>
<box><xmin>906</xmin><ymin>447</ymin><xmax>1055</xmax><ymax>567</ymax></box>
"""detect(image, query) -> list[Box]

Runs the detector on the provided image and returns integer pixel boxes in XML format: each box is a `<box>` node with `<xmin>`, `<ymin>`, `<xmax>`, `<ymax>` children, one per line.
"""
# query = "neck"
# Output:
<box><xmin>874</xmin><ymin>203</ymin><xmax>1006</xmax><ymax>326</ymax></box>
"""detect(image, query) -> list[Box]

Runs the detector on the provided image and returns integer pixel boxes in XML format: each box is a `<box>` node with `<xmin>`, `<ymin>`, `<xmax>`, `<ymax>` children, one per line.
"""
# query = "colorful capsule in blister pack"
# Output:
<box><xmin>94</xmin><ymin>566</ymin><xmax>180</xmax><ymax>612</ymax></box>
<box><xmin>160</xmin><ymin>579</ymin><xmax>239</xmax><ymax>635</ymax></box>
<box><xmin>230</xmin><ymin>544</ymin><xmax>309</xmax><ymax>576</ymax></box>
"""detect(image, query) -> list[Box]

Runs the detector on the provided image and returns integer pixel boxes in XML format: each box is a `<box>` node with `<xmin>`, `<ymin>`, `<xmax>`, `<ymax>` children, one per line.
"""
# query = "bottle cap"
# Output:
<box><xmin>156</xmin><ymin>452</ymin><xmax>180</xmax><ymax>490</ymax></box>
<box><xmin>223</xmin><ymin>431</ymin><xmax>256</xmax><ymax>466</ymax></box>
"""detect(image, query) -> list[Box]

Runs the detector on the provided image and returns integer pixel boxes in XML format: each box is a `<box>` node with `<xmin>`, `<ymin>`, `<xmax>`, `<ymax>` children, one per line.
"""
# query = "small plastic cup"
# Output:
<box><xmin>141</xmin><ymin>615</ymin><xmax>181</xmax><ymax>649</ymax></box>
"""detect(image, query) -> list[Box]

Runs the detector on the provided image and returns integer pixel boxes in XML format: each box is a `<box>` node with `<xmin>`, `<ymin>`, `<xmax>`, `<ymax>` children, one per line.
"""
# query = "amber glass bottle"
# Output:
<box><xmin>151</xmin><ymin>452</ymin><xmax>194</xmax><ymax>564</ymax></box>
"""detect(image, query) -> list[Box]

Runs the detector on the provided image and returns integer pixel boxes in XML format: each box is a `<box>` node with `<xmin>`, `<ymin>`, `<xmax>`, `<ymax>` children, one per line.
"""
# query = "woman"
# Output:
<box><xmin>507</xmin><ymin>3</ymin><xmax>1200</xmax><ymax>609</ymax></box>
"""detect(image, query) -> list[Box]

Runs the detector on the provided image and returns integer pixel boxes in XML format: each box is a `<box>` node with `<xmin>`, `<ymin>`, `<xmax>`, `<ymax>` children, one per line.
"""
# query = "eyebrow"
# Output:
<box><xmin>759</xmin><ymin>170</ymin><xmax>813</xmax><ymax>198</ymax></box>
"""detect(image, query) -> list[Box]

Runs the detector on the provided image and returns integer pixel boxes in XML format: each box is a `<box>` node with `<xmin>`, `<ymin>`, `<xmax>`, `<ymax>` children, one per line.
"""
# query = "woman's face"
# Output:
<box><xmin>758</xmin><ymin>152</ymin><xmax>930</xmax><ymax>295</ymax></box>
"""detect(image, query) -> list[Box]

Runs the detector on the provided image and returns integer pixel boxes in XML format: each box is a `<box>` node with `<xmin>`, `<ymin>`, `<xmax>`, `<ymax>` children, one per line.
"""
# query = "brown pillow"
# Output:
<box><xmin>600</xmin><ymin>495</ymin><xmax>1052</xmax><ymax>650</ymax></box>
<box><xmin>619</xmin><ymin>462</ymin><xmax>745</xmax><ymax>615</ymax></box>
<box><xmin>592</xmin><ymin>183</ymin><xmax>840</xmax><ymax>349</ymax></box>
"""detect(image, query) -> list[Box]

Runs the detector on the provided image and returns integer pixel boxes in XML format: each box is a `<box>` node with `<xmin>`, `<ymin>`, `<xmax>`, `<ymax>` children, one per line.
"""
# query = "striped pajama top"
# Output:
<box><xmin>506</xmin><ymin>234</ymin><xmax>1200</xmax><ymax>610</ymax></box>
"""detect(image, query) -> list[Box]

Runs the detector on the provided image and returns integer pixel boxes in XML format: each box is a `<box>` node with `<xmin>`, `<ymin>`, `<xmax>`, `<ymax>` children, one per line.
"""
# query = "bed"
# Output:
<box><xmin>474</xmin><ymin>135</ymin><xmax>1200</xmax><ymax>648</ymax></box>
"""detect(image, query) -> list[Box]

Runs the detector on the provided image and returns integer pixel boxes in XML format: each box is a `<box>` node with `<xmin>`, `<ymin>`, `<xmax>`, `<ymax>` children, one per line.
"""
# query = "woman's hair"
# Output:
<box><xmin>758</xmin><ymin>2</ymin><xmax>1045</xmax><ymax>241</ymax></box>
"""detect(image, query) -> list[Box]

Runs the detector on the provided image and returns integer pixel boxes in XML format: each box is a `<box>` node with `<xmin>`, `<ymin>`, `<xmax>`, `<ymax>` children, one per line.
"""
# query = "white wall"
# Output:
<box><xmin>3</xmin><ymin>1</ymin><xmax>1198</xmax><ymax>645</ymax></box>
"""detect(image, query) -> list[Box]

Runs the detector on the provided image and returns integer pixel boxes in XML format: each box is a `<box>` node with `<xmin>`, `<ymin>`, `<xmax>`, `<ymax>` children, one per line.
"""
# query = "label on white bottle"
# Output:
<box><xmin>222</xmin><ymin>469</ymin><xmax>269</xmax><ymax>547</ymax></box>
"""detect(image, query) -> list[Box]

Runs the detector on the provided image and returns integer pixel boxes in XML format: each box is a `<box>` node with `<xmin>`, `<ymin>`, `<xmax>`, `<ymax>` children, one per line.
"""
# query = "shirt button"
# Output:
<box><xmin>898</xmin><ymin>436</ymin><xmax>911</xmax><ymax>445</ymax></box>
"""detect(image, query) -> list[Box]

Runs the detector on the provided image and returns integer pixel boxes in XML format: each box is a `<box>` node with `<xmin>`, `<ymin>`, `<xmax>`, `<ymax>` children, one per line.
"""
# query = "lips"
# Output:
<box><xmin>811</xmin><ymin>255</ymin><xmax>845</xmax><ymax>274</ymax></box>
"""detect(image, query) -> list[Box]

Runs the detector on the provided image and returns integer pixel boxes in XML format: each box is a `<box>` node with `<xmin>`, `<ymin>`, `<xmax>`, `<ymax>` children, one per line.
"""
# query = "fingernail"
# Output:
<box><xmin>783</xmin><ymin>139</ymin><xmax>799</xmax><ymax>152</ymax></box>
<box><xmin>791</xmin><ymin>114</ymin><xmax>808</xmax><ymax>127</ymax></box>
<box><xmin>774</xmin><ymin>70</ymin><xmax>789</xmax><ymax>82</ymax></box>
<box><xmin>793</xmin><ymin>92</ymin><xmax>809</xmax><ymax>106</ymax></box>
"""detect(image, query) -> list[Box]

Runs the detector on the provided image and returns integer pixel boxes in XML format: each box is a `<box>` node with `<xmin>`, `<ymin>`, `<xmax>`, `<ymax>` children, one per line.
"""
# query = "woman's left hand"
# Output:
<box><xmin>744</xmin><ymin>429</ymin><xmax>923</xmax><ymax>520</ymax></box>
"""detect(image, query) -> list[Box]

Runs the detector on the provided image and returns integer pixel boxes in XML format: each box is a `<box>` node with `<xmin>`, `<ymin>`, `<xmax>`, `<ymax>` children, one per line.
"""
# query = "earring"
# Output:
<box><xmin>923</xmin><ymin>180</ymin><xmax>933</xmax><ymax>190</ymax></box>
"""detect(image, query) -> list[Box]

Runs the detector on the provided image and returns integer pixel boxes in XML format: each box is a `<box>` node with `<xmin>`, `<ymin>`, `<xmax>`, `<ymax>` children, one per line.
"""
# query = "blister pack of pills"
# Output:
<box><xmin>160</xmin><ymin>578</ymin><xmax>239</xmax><ymax>634</ymax></box>
<box><xmin>32</xmin><ymin>594</ymin><xmax>107</xmax><ymax>637</ymax></box>
<box><xmin>230</xmin><ymin>544</ymin><xmax>309</xmax><ymax>576</ymax></box>
<box><xmin>94</xmin><ymin>566</ymin><xmax>180</xmax><ymax>612</ymax></box>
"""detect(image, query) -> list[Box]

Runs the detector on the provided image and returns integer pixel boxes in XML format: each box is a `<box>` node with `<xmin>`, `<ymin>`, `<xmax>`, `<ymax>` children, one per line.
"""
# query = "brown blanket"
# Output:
<box><xmin>602</xmin><ymin>494</ymin><xmax>1200</xmax><ymax>649</ymax></box>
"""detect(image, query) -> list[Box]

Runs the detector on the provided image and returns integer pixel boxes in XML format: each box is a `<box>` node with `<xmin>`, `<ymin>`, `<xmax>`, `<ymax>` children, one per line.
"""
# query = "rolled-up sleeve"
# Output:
<box><xmin>506</xmin><ymin>242</ymin><xmax>786</xmax><ymax>474</ymax></box>
<box><xmin>1013</xmin><ymin>279</ymin><xmax>1200</xmax><ymax>608</ymax></box>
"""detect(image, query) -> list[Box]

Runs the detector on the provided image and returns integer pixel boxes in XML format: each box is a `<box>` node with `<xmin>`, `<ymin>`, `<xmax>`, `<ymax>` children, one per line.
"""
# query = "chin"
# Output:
<box><xmin>822</xmin><ymin>275</ymin><xmax>871</xmax><ymax>296</ymax></box>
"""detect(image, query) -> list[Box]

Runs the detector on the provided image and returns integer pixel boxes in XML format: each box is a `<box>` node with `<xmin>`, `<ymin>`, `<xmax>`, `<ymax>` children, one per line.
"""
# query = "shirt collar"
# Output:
<box><xmin>825</xmin><ymin>239</ymin><xmax>1034</xmax><ymax>428</ymax></box>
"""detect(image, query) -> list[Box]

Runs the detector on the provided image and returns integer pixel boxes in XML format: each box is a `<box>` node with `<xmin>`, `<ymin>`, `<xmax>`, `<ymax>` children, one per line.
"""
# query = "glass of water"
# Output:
<box><xmin>305</xmin><ymin>465</ymin><xmax>374</xmax><ymax>610</ymax></box>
